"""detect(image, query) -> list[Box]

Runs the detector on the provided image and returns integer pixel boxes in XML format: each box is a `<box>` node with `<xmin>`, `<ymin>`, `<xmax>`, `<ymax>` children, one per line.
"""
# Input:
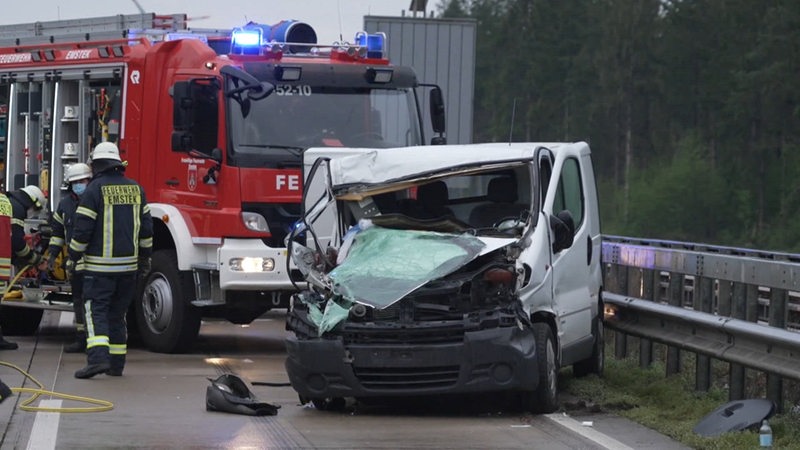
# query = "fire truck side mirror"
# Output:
<box><xmin>430</xmin><ymin>87</ymin><xmax>446</xmax><ymax>134</ymax></box>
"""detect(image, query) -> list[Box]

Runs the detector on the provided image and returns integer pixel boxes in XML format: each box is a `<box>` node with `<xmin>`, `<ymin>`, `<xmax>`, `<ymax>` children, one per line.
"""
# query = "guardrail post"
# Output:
<box><xmin>614</xmin><ymin>264</ymin><xmax>629</xmax><ymax>359</ymax></box>
<box><xmin>639</xmin><ymin>269</ymin><xmax>655</xmax><ymax>368</ymax></box>
<box><xmin>767</xmin><ymin>288</ymin><xmax>787</xmax><ymax>412</ymax></box>
<box><xmin>694</xmin><ymin>276</ymin><xmax>713</xmax><ymax>392</ymax></box>
<box><xmin>728</xmin><ymin>282</ymin><xmax>747</xmax><ymax>401</ymax></box>
<box><xmin>665</xmin><ymin>271</ymin><xmax>683</xmax><ymax>376</ymax></box>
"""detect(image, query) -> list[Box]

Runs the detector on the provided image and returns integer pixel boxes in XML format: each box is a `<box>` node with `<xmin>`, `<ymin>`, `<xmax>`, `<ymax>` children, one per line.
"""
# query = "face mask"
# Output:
<box><xmin>73</xmin><ymin>183</ymin><xmax>87</xmax><ymax>196</ymax></box>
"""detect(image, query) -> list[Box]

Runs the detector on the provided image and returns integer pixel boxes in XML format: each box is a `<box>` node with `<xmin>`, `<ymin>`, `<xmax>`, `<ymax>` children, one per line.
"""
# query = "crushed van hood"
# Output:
<box><xmin>326</xmin><ymin>225</ymin><xmax>515</xmax><ymax>309</ymax></box>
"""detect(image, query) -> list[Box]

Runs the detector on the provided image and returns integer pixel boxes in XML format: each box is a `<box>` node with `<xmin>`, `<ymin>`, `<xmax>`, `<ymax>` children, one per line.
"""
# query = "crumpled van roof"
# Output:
<box><xmin>306</xmin><ymin>141</ymin><xmax>590</xmax><ymax>189</ymax></box>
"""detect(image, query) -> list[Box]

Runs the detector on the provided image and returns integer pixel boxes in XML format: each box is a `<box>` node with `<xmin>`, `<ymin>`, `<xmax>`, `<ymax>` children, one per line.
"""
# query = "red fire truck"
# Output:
<box><xmin>0</xmin><ymin>13</ymin><xmax>445</xmax><ymax>352</ymax></box>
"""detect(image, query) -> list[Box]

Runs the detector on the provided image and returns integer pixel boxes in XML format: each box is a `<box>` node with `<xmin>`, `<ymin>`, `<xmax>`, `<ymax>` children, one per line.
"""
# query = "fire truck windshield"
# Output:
<box><xmin>228</xmin><ymin>86</ymin><xmax>422</xmax><ymax>168</ymax></box>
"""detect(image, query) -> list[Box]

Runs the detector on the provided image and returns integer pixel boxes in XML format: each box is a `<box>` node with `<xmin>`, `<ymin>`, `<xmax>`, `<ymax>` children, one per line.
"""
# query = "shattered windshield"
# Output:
<box><xmin>228</xmin><ymin>86</ymin><xmax>422</xmax><ymax>167</ymax></box>
<box><xmin>329</xmin><ymin>225</ymin><xmax>486</xmax><ymax>308</ymax></box>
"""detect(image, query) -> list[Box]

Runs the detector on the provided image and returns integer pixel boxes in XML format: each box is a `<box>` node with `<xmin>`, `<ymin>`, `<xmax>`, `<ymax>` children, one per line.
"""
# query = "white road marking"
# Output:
<box><xmin>545</xmin><ymin>413</ymin><xmax>635</xmax><ymax>450</ymax></box>
<box><xmin>57</xmin><ymin>311</ymin><xmax>74</xmax><ymax>328</ymax></box>
<box><xmin>26</xmin><ymin>399</ymin><xmax>61</xmax><ymax>450</ymax></box>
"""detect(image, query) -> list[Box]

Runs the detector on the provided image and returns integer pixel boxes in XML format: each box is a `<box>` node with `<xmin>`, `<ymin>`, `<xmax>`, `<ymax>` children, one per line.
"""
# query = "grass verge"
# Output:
<box><xmin>561</xmin><ymin>334</ymin><xmax>800</xmax><ymax>449</ymax></box>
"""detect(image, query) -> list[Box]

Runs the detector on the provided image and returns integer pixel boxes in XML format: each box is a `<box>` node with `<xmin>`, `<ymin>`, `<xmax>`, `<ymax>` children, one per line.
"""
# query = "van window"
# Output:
<box><xmin>552</xmin><ymin>158</ymin><xmax>584</xmax><ymax>227</ymax></box>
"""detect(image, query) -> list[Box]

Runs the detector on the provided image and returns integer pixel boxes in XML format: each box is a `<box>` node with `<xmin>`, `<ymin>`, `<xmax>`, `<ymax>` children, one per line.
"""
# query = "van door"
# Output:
<box><xmin>546</xmin><ymin>153</ymin><xmax>593</xmax><ymax>356</ymax></box>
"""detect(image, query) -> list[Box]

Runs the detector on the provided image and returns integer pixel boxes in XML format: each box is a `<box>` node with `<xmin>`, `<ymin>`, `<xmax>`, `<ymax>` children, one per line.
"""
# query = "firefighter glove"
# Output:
<box><xmin>26</xmin><ymin>252</ymin><xmax>42</xmax><ymax>267</ymax></box>
<box><xmin>138</xmin><ymin>257</ymin><xmax>152</xmax><ymax>277</ymax></box>
<box><xmin>64</xmin><ymin>259</ymin><xmax>75</xmax><ymax>277</ymax></box>
<box><xmin>47</xmin><ymin>253</ymin><xmax>58</xmax><ymax>272</ymax></box>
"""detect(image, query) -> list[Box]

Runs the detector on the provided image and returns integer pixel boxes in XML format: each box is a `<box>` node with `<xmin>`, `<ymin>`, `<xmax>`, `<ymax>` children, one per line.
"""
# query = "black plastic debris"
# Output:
<box><xmin>693</xmin><ymin>399</ymin><xmax>775</xmax><ymax>437</ymax></box>
<box><xmin>205</xmin><ymin>373</ymin><xmax>280</xmax><ymax>416</ymax></box>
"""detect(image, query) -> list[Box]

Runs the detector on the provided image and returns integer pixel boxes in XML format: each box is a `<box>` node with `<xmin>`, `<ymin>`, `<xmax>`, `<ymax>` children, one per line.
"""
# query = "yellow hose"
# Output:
<box><xmin>0</xmin><ymin>361</ymin><xmax>113</xmax><ymax>413</ymax></box>
<box><xmin>2</xmin><ymin>264</ymin><xmax>30</xmax><ymax>299</ymax></box>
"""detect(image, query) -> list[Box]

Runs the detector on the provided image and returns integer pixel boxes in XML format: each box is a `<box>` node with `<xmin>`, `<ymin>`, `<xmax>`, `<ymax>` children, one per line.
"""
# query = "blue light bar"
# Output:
<box><xmin>232</xmin><ymin>29</ymin><xmax>262</xmax><ymax>47</ymax></box>
<box><xmin>354</xmin><ymin>31</ymin><xmax>386</xmax><ymax>59</ymax></box>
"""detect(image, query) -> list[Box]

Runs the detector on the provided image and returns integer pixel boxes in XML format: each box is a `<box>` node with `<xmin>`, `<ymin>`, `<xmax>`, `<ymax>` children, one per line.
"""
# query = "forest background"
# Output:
<box><xmin>437</xmin><ymin>0</ymin><xmax>800</xmax><ymax>252</ymax></box>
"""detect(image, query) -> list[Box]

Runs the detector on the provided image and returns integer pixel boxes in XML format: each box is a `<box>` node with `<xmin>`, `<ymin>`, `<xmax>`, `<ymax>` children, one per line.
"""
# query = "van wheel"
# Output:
<box><xmin>573</xmin><ymin>316</ymin><xmax>604</xmax><ymax>377</ymax></box>
<box><xmin>0</xmin><ymin>306</ymin><xmax>43</xmax><ymax>335</ymax></box>
<box><xmin>522</xmin><ymin>322</ymin><xmax>559</xmax><ymax>413</ymax></box>
<box><xmin>301</xmin><ymin>395</ymin><xmax>345</xmax><ymax>411</ymax></box>
<box><xmin>135</xmin><ymin>250</ymin><xmax>201</xmax><ymax>353</ymax></box>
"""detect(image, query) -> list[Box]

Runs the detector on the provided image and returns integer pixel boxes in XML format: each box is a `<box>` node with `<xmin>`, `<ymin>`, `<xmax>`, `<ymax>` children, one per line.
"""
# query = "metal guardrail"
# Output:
<box><xmin>601</xmin><ymin>235</ymin><xmax>800</xmax><ymax>411</ymax></box>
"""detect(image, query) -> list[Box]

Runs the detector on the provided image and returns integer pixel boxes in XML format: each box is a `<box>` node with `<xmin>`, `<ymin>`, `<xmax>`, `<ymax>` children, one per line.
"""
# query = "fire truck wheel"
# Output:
<box><xmin>0</xmin><ymin>306</ymin><xmax>43</xmax><ymax>336</ymax></box>
<box><xmin>135</xmin><ymin>249</ymin><xmax>201</xmax><ymax>353</ymax></box>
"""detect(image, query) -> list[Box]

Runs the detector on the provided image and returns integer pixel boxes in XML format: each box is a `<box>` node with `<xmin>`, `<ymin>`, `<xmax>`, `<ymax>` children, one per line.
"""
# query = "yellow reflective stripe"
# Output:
<box><xmin>76</xmin><ymin>206</ymin><xmax>97</xmax><ymax>219</ymax></box>
<box><xmin>53</xmin><ymin>211</ymin><xmax>64</xmax><ymax>225</ymax></box>
<box><xmin>84</xmin><ymin>255</ymin><xmax>137</xmax><ymax>264</ymax></box>
<box><xmin>139</xmin><ymin>237</ymin><xmax>153</xmax><ymax>249</ymax></box>
<box><xmin>76</xmin><ymin>323</ymin><xmax>86</xmax><ymax>332</ymax></box>
<box><xmin>109</xmin><ymin>344</ymin><xmax>126</xmax><ymax>355</ymax></box>
<box><xmin>103</xmin><ymin>203</ymin><xmax>113</xmax><ymax>258</ymax></box>
<box><xmin>83</xmin><ymin>263</ymin><xmax>138</xmax><ymax>272</ymax></box>
<box><xmin>142</xmin><ymin>204</ymin><xmax>150</xmax><ymax>214</ymax></box>
<box><xmin>70</xmin><ymin>240</ymin><xmax>88</xmax><ymax>252</ymax></box>
<box><xmin>11</xmin><ymin>217</ymin><xmax>25</xmax><ymax>227</ymax></box>
<box><xmin>49</xmin><ymin>236</ymin><xmax>65</xmax><ymax>247</ymax></box>
<box><xmin>87</xmin><ymin>335</ymin><xmax>109</xmax><ymax>349</ymax></box>
<box><xmin>133</xmin><ymin>204</ymin><xmax>141</xmax><ymax>254</ymax></box>
<box><xmin>15</xmin><ymin>246</ymin><xmax>31</xmax><ymax>258</ymax></box>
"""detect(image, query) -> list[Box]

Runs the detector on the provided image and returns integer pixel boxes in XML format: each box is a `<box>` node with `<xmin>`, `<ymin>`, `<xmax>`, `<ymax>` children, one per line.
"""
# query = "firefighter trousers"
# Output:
<box><xmin>71</xmin><ymin>272</ymin><xmax>85</xmax><ymax>331</ymax></box>
<box><xmin>83</xmin><ymin>272</ymin><xmax>136</xmax><ymax>371</ymax></box>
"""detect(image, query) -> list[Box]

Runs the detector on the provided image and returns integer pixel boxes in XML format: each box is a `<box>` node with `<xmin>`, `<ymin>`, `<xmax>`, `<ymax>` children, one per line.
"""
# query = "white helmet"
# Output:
<box><xmin>66</xmin><ymin>163</ymin><xmax>92</xmax><ymax>182</ymax></box>
<box><xmin>91</xmin><ymin>142</ymin><xmax>122</xmax><ymax>162</ymax></box>
<box><xmin>21</xmin><ymin>185</ymin><xmax>47</xmax><ymax>209</ymax></box>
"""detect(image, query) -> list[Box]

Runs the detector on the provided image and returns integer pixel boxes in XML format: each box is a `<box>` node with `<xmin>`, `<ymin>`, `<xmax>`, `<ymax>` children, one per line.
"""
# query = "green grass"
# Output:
<box><xmin>561</xmin><ymin>338</ymin><xmax>800</xmax><ymax>449</ymax></box>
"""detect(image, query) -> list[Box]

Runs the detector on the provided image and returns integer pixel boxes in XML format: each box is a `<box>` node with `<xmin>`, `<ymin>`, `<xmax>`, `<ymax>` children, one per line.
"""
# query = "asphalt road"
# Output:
<box><xmin>0</xmin><ymin>310</ymin><xmax>688</xmax><ymax>449</ymax></box>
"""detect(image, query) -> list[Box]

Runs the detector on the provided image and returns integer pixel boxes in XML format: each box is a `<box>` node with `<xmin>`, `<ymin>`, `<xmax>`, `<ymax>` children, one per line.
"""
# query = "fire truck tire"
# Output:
<box><xmin>135</xmin><ymin>249</ymin><xmax>201</xmax><ymax>353</ymax></box>
<box><xmin>0</xmin><ymin>306</ymin><xmax>43</xmax><ymax>336</ymax></box>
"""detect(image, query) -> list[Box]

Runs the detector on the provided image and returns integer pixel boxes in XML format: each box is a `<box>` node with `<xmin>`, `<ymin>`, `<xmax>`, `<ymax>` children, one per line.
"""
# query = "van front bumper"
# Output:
<box><xmin>285</xmin><ymin>325</ymin><xmax>539</xmax><ymax>399</ymax></box>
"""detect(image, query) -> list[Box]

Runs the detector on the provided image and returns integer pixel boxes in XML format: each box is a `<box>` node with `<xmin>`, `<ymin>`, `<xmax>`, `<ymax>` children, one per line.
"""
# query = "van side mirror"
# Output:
<box><xmin>550</xmin><ymin>210</ymin><xmax>575</xmax><ymax>253</ymax></box>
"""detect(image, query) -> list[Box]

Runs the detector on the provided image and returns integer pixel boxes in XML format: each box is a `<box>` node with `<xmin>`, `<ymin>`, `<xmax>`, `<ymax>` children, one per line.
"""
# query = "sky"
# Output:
<box><xmin>0</xmin><ymin>1</ymin><xmax>438</xmax><ymax>44</ymax></box>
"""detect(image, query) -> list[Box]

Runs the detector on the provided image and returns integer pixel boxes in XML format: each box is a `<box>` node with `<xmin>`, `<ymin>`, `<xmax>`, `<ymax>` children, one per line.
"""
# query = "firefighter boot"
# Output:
<box><xmin>64</xmin><ymin>331</ymin><xmax>86</xmax><ymax>353</ymax></box>
<box><xmin>74</xmin><ymin>362</ymin><xmax>110</xmax><ymax>379</ymax></box>
<box><xmin>107</xmin><ymin>354</ymin><xmax>125</xmax><ymax>377</ymax></box>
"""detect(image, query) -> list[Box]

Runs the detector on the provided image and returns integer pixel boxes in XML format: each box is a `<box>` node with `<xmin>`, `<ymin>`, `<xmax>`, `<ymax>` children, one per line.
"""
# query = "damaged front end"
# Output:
<box><xmin>285</xmin><ymin>208</ymin><xmax>539</xmax><ymax>400</ymax></box>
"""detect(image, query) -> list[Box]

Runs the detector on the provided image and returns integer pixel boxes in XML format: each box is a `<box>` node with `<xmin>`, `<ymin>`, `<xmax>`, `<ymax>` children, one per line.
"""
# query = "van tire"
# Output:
<box><xmin>135</xmin><ymin>250</ymin><xmax>201</xmax><ymax>353</ymax></box>
<box><xmin>522</xmin><ymin>322</ymin><xmax>558</xmax><ymax>414</ymax></box>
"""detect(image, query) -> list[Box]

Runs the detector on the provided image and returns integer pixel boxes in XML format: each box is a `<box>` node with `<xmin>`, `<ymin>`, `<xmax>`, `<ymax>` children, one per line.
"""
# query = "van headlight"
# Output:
<box><xmin>229</xmin><ymin>257</ymin><xmax>275</xmax><ymax>272</ymax></box>
<box><xmin>241</xmin><ymin>212</ymin><xmax>269</xmax><ymax>232</ymax></box>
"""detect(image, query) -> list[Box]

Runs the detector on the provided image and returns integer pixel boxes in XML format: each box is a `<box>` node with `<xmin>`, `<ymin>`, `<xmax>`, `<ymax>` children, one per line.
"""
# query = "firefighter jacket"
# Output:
<box><xmin>68</xmin><ymin>170</ymin><xmax>153</xmax><ymax>273</ymax></box>
<box><xmin>6</xmin><ymin>191</ymin><xmax>37</xmax><ymax>266</ymax></box>
<box><xmin>48</xmin><ymin>191</ymin><xmax>85</xmax><ymax>271</ymax></box>
<box><xmin>0</xmin><ymin>194</ymin><xmax>11</xmax><ymax>283</ymax></box>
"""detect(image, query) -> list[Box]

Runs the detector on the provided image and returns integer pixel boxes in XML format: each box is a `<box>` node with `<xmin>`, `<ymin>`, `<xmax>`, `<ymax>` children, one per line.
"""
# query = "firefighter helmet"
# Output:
<box><xmin>91</xmin><ymin>142</ymin><xmax>122</xmax><ymax>162</ymax></box>
<box><xmin>205</xmin><ymin>373</ymin><xmax>279</xmax><ymax>416</ymax></box>
<box><xmin>65</xmin><ymin>163</ymin><xmax>92</xmax><ymax>182</ymax></box>
<box><xmin>21</xmin><ymin>185</ymin><xmax>46</xmax><ymax>210</ymax></box>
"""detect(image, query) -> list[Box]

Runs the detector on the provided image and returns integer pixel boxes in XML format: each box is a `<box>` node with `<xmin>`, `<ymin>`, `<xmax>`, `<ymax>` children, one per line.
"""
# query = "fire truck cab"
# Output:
<box><xmin>0</xmin><ymin>13</ymin><xmax>445</xmax><ymax>353</ymax></box>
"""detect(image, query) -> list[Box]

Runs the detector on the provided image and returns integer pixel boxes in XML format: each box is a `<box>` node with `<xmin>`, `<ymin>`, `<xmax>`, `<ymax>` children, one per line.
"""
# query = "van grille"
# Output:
<box><xmin>353</xmin><ymin>365</ymin><xmax>460</xmax><ymax>390</ymax></box>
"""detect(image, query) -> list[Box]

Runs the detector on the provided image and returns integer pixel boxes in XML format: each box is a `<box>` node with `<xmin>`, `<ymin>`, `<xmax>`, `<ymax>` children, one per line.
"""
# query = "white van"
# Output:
<box><xmin>285</xmin><ymin>142</ymin><xmax>603</xmax><ymax>412</ymax></box>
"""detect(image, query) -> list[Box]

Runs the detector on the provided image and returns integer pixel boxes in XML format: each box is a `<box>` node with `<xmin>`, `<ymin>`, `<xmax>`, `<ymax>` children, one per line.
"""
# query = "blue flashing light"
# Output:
<box><xmin>353</xmin><ymin>31</ymin><xmax>386</xmax><ymax>59</ymax></box>
<box><xmin>232</xmin><ymin>28</ymin><xmax>262</xmax><ymax>47</ymax></box>
<box><xmin>367</xmin><ymin>33</ymin><xmax>385</xmax><ymax>58</ymax></box>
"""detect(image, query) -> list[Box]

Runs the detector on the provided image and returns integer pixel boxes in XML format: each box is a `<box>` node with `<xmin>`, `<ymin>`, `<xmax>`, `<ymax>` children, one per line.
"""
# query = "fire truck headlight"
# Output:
<box><xmin>229</xmin><ymin>257</ymin><xmax>275</xmax><ymax>272</ymax></box>
<box><xmin>242</xmin><ymin>212</ymin><xmax>270</xmax><ymax>232</ymax></box>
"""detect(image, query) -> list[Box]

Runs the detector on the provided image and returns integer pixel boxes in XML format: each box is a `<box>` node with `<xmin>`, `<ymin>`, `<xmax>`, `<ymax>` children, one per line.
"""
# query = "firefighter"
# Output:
<box><xmin>0</xmin><ymin>192</ymin><xmax>17</xmax><ymax>350</ymax></box>
<box><xmin>47</xmin><ymin>163</ymin><xmax>92</xmax><ymax>353</ymax></box>
<box><xmin>7</xmin><ymin>185</ymin><xmax>47</xmax><ymax>269</ymax></box>
<box><xmin>0</xmin><ymin>185</ymin><xmax>47</xmax><ymax>350</ymax></box>
<box><xmin>68</xmin><ymin>142</ymin><xmax>153</xmax><ymax>379</ymax></box>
